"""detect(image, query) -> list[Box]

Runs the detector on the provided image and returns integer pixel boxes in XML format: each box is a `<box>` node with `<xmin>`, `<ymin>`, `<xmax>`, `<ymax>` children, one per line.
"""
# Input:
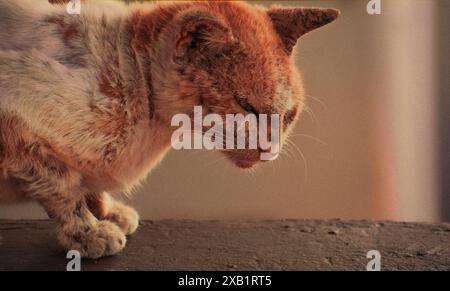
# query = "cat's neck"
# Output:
<box><xmin>94</xmin><ymin>2</ymin><xmax>199</xmax><ymax>125</ymax></box>
<box><xmin>118</xmin><ymin>3</ymin><xmax>199</xmax><ymax>122</ymax></box>
<box><xmin>92</xmin><ymin>6</ymin><xmax>171</xmax><ymax>125</ymax></box>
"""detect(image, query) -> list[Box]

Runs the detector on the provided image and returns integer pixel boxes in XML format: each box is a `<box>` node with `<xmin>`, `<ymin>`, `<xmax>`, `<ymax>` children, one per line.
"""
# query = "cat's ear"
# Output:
<box><xmin>268</xmin><ymin>7</ymin><xmax>340</xmax><ymax>54</ymax></box>
<box><xmin>174</xmin><ymin>10</ymin><xmax>233</xmax><ymax>62</ymax></box>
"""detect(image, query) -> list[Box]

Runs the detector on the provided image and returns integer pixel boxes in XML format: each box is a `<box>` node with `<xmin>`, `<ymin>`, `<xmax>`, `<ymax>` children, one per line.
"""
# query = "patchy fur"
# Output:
<box><xmin>0</xmin><ymin>0</ymin><xmax>338</xmax><ymax>258</ymax></box>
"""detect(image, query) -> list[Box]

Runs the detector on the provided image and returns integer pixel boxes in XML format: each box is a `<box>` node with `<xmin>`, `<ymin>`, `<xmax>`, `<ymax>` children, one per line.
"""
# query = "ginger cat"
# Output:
<box><xmin>0</xmin><ymin>0</ymin><xmax>339</xmax><ymax>258</ymax></box>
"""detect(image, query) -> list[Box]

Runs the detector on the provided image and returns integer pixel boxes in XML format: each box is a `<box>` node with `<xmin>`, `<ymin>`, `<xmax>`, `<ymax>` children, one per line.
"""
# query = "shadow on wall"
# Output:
<box><xmin>438</xmin><ymin>1</ymin><xmax>450</xmax><ymax>222</ymax></box>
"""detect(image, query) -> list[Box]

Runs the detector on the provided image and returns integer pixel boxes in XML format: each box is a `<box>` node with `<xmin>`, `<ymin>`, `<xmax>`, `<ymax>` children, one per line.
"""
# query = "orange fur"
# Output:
<box><xmin>0</xmin><ymin>0</ymin><xmax>338</xmax><ymax>258</ymax></box>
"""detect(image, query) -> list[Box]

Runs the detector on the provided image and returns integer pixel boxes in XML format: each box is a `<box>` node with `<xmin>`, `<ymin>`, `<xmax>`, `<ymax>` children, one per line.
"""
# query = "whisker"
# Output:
<box><xmin>288</xmin><ymin>133</ymin><xmax>327</xmax><ymax>146</ymax></box>
<box><xmin>305</xmin><ymin>94</ymin><xmax>327</xmax><ymax>110</ymax></box>
<box><xmin>283</xmin><ymin>145</ymin><xmax>295</xmax><ymax>160</ymax></box>
<box><xmin>302</xmin><ymin>104</ymin><xmax>317</xmax><ymax>124</ymax></box>
<box><xmin>286</xmin><ymin>139</ymin><xmax>308</xmax><ymax>182</ymax></box>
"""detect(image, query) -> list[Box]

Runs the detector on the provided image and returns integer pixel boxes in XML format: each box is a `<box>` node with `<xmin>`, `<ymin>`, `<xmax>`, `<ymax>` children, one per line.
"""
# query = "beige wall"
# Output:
<box><xmin>0</xmin><ymin>0</ymin><xmax>441</xmax><ymax>221</ymax></box>
<box><xmin>377</xmin><ymin>0</ymin><xmax>439</xmax><ymax>221</ymax></box>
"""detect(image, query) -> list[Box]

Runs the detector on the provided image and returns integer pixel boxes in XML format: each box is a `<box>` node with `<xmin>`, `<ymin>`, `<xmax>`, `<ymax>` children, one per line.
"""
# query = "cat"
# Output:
<box><xmin>0</xmin><ymin>0</ymin><xmax>339</xmax><ymax>258</ymax></box>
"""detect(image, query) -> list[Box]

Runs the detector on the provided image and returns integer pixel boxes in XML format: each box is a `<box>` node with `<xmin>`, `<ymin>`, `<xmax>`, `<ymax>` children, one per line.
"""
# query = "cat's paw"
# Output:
<box><xmin>105</xmin><ymin>203</ymin><xmax>139</xmax><ymax>235</ymax></box>
<box><xmin>58</xmin><ymin>220</ymin><xmax>126</xmax><ymax>259</ymax></box>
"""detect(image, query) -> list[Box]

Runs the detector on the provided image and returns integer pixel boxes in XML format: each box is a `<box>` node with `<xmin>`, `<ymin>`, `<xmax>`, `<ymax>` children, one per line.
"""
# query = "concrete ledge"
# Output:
<box><xmin>0</xmin><ymin>219</ymin><xmax>449</xmax><ymax>271</ymax></box>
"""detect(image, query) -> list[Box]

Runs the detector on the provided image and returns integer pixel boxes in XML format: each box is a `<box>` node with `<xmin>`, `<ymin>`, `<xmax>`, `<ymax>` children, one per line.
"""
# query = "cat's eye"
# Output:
<box><xmin>234</xmin><ymin>94</ymin><xmax>258</xmax><ymax>115</ymax></box>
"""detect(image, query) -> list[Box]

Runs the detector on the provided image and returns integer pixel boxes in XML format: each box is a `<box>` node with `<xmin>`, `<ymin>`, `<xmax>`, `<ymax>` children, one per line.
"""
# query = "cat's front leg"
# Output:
<box><xmin>16</xmin><ymin>165</ymin><xmax>128</xmax><ymax>258</ymax></box>
<box><xmin>87</xmin><ymin>192</ymin><xmax>139</xmax><ymax>236</ymax></box>
<box><xmin>41</xmin><ymin>193</ymin><xmax>127</xmax><ymax>259</ymax></box>
<box><xmin>20</xmin><ymin>168</ymin><xmax>126</xmax><ymax>258</ymax></box>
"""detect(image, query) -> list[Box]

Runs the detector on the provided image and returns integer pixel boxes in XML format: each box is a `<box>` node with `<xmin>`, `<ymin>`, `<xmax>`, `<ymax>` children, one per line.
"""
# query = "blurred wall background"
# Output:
<box><xmin>0</xmin><ymin>0</ymin><xmax>447</xmax><ymax>222</ymax></box>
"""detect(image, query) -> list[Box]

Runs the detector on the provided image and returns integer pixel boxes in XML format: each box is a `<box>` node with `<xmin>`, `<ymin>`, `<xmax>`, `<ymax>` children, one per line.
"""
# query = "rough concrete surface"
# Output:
<box><xmin>0</xmin><ymin>219</ymin><xmax>449</xmax><ymax>271</ymax></box>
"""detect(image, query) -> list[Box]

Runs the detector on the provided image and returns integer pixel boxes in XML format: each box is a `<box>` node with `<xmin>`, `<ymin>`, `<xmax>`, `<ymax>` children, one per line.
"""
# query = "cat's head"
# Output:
<box><xmin>163</xmin><ymin>1</ymin><xmax>339</xmax><ymax>168</ymax></box>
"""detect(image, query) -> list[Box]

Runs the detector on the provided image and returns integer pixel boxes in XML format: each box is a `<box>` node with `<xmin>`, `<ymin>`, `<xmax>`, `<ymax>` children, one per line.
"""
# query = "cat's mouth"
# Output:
<box><xmin>222</xmin><ymin>150</ymin><xmax>264</xmax><ymax>169</ymax></box>
<box><xmin>234</xmin><ymin>160</ymin><xmax>259</xmax><ymax>169</ymax></box>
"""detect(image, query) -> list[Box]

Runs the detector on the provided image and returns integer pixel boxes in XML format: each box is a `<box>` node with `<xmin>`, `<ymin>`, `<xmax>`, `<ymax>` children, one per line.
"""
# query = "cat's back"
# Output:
<box><xmin>0</xmin><ymin>0</ymin><xmax>62</xmax><ymax>51</ymax></box>
<box><xmin>0</xmin><ymin>0</ymin><xmax>127</xmax><ymax>52</ymax></box>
